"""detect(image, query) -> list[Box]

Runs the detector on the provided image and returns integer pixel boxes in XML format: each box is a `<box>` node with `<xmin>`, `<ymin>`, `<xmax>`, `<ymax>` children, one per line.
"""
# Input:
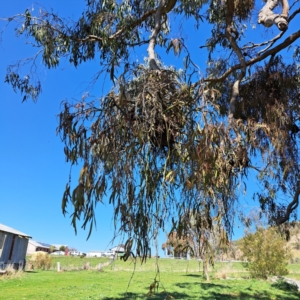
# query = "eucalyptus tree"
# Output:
<box><xmin>2</xmin><ymin>0</ymin><xmax>300</xmax><ymax>260</ymax></box>
<box><xmin>162</xmin><ymin>232</ymin><xmax>190</xmax><ymax>258</ymax></box>
<box><xmin>177</xmin><ymin>209</ymin><xmax>229</xmax><ymax>280</ymax></box>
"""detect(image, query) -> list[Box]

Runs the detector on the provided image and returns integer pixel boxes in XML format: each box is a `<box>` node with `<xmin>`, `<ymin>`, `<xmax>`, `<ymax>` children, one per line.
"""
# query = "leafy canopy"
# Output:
<box><xmin>2</xmin><ymin>0</ymin><xmax>300</xmax><ymax>260</ymax></box>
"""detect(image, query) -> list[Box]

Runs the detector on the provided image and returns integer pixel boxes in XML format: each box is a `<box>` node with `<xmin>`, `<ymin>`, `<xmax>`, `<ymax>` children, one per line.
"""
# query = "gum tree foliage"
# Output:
<box><xmin>2</xmin><ymin>0</ymin><xmax>300</xmax><ymax>261</ymax></box>
<box><xmin>162</xmin><ymin>232</ymin><xmax>190</xmax><ymax>257</ymax></box>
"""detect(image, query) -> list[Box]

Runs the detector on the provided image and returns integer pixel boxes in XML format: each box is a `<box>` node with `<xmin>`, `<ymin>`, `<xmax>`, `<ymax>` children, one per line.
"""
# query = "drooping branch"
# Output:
<box><xmin>3</xmin><ymin>1</ymin><xmax>177</xmax><ymax>49</ymax></box>
<box><xmin>3</xmin><ymin>0</ymin><xmax>300</xmax><ymax>246</ymax></box>
<box><xmin>258</xmin><ymin>0</ymin><xmax>289</xmax><ymax>31</ymax></box>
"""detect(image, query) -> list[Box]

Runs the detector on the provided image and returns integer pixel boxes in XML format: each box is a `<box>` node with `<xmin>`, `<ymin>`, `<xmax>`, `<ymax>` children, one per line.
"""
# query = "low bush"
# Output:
<box><xmin>0</xmin><ymin>265</ymin><xmax>23</xmax><ymax>280</ymax></box>
<box><xmin>241</xmin><ymin>227</ymin><xmax>291</xmax><ymax>279</ymax></box>
<box><xmin>29</xmin><ymin>252</ymin><xmax>52</xmax><ymax>270</ymax></box>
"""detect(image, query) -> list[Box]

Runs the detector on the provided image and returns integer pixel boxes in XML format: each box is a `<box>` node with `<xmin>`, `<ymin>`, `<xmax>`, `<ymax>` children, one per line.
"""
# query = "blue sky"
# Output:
<box><xmin>0</xmin><ymin>1</ymin><xmax>299</xmax><ymax>255</ymax></box>
<box><xmin>0</xmin><ymin>0</ymin><xmax>119</xmax><ymax>253</ymax></box>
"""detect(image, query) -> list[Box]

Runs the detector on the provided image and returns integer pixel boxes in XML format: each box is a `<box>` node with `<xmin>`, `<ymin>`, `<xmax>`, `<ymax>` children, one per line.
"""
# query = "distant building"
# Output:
<box><xmin>110</xmin><ymin>244</ymin><xmax>125</xmax><ymax>258</ymax></box>
<box><xmin>0</xmin><ymin>223</ymin><xmax>31</xmax><ymax>270</ymax></box>
<box><xmin>87</xmin><ymin>250</ymin><xmax>103</xmax><ymax>257</ymax></box>
<box><xmin>27</xmin><ymin>240</ymin><xmax>51</xmax><ymax>255</ymax></box>
<box><xmin>48</xmin><ymin>244</ymin><xmax>68</xmax><ymax>255</ymax></box>
<box><xmin>110</xmin><ymin>244</ymin><xmax>125</xmax><ymax>253</ymax></box>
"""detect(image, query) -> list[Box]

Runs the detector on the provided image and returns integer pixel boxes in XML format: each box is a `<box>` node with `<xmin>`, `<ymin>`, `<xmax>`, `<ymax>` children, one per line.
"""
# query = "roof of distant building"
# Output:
<box><xmin>0</xmin><ymin>223</ymin><xmax>31</xmax><ymax>238</ymax></box>
<box><xmin>29</xmin><ymin>240</ymin><xmax>51</xmax><ymax>248</ymax></box>
<box><xmin>39</xmin><ymin>242</ymin><xmax>51</xmax><ymax>248</ymax></box>
<box><xmin>110</xmin><ymin>244</ymin><xmax>125</xmax><ymax>252</ymax></box>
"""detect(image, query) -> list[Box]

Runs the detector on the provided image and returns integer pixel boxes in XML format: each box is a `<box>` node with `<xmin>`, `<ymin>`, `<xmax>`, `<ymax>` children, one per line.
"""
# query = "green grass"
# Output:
<box><xmin>1</xmin><ymin>258</ymin><xmax>299</xmax><ymax>299</ymax></box>
<box><xmin>286</xmin><ymin>264</ymin><xmax>300</xmax><ymax>280</ymax></box>
<box><xmin>48</xmin><ymin>256</ymin><xmax>110</xmax><ymax>270</ymax></box>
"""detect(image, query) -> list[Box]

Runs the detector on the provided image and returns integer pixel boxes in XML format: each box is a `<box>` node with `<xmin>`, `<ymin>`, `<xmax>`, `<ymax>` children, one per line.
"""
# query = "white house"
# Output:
<box><xmin>110</xmin><ymin>244</ymin><xmax>125</xmax><ymax>253</ymax></box>
<box><xmin>110</xmin><ymin>244</ymin><xmax>125</xmax><ymax>258</ymax></box>
<box><xmin>87</xmin><ymin>245</ymin><xmax>125</xmax><ymax>258</ymax></box>
<box><xmin>87</xmin><ymin>250</ymin><xmax>104</xmax><ymax>257</ymax></box>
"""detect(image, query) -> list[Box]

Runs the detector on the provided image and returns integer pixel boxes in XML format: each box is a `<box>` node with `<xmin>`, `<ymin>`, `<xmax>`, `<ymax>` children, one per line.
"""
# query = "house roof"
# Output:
<box><xmin>29</xmin><ymin>240</ymin><xmax>50</xmax><ymax>248</ymax></box>
<box><xmin>0</xmin><ymin>223</ymin><xmax>31</xmax><ymax>238</ymax></box>
<box><xmin>39</xmin><ymin>242</ymin><xmax>51</xmax><ymax>248</ymax></box>
<box><xmin>110</xmin><ymin>244</ymin><xmax>125</xmax><ymax>252</ymax></box>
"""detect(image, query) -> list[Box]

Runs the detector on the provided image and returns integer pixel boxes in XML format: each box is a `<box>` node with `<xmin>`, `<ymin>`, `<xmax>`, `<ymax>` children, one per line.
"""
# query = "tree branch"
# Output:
<box><xmin>236</xmin><ymin>8</ymin><xmax>300</xmax><ymax>59</ymax></box>
<box><xmin>225</xmin><ymin>0</ymin><xmax>246</xmax><ymax>120</ymax></box>
<box><xmin>258</xmin><ymin>0</ymin><xmax>289</xmax><ymax>31</ymax></box>
<box><xmin>275</xmin><ymin>181</ymin><xmax>300</xmax><ymax>225</ymax></box>
<box><xmin>147</xmin><ymin>0</ymin><xmax>166</xmax><ymax>71</ymax></box>
<box><xmin>204</xmin><ymin>30</ymin><xmax>300</xmax><ymax>84</ymax></box>
<box><xmin>110</xmin><ymin>0</ymin><xmax>176</xmax><ymax>41</ymax></box>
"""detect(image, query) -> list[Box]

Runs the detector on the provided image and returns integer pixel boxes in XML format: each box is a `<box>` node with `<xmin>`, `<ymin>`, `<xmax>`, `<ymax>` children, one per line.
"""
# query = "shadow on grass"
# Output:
<box><xmin>97</xmin><ymin>288</ymin><xmax>300</xmax><ymax>300</ymax></box>
<box><xmin>184</xmin><ymin>274</ymin><xmax>202</xmax><ymax>278</ymax></box>
<box><xmin>176</xmin><ymin>281</ymin><xmax>226</xmax><ymax>290</ymax></box>
<box><xmin>85</xmin><ymin>281</ymin><xmax>300</xmax><ymax>300</ymax></box>
<box><xmin>200</xmin><ymin>282</ymin><xmax>299</xmax><ymax>300</ymax></box>
<box><xmin>271</xmin><ymin>279</ymin><xmax>299</xmax><ymax>292</ymax></box>
<box><xmin>93</xmin><ymin>276</ymin><xmax>300</xmax><ymax>299</ymax></box>
<box><xmin>24</xmin><ymin>271</ymin><xmax>38</xmax><ymax>273</ymax></box>
<box><xmin>173</xmin><ymin>279</ymin><xmax>300</xmax><ymax>300</ymax></box>
<box><xmin>101</xmin><ymin>291</ymin><xmax>190</xmax><ymax>299</ymax></box>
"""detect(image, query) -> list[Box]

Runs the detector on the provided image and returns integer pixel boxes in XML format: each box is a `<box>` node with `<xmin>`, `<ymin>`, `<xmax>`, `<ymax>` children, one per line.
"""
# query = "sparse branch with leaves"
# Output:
<box><xmin>1</xmin><ymin>0</ymin><xmax>300</xmax><ymax>262</ymax></box>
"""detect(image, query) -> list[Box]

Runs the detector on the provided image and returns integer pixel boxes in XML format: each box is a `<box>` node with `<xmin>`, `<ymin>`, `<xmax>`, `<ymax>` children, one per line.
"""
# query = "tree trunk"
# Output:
<box><xmin>203</xmin><ymin>256</ymin><xmax>210</xmax><ymax>281</ymax></box>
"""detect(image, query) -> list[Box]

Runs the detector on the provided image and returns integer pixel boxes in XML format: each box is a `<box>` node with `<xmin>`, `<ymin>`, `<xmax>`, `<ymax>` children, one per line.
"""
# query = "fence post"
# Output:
<box><xmin>57</xmin><ymin>262</ymin><xmax>61</xmax><ymax>272</ymax></box>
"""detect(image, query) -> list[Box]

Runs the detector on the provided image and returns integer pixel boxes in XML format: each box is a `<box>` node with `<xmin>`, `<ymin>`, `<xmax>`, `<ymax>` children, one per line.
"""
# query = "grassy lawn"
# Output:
<box><xmin>287</xmin><ymin>264</ymin><xmax>300</xmax><ymax>280</ymax></box>
<box><xmin>0</xmin><ymin>258</ymin><xmax>299</xmax><ymax>299</ymax></box>
<box><xmin>49</xmin><ymin>256</ymin><xmax>110</xmax><ymax>270</ymax></box>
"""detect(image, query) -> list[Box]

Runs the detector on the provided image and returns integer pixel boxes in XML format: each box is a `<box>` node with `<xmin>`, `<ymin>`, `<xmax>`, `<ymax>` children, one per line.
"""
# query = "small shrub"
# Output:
<box><xmin>29</xmin><ymin>251</ymin><xmax>52</xmax><ymax>270</ymax></box>
<box><xmin>6</xmin><ymin>265</ymin><xmax>17</xmax><ymax>275</ymax></box>
<box><xmin>0</xmin><ymin>265</ymin><xmax>23</xmax><ymax>280</ymax></box>
<box><xmin>215</xmin><ymin>263</ymin><xmax>233</xmax><ymax>279</ymax></box>
<box><xmin>241</xmin><ymin>227</ymin><xmax>291</xmax><ymax>279</ymax></box>
<box><xmin>82</xmin><ymin>262</ymin><xmax>90</xmax><ymax>270</ymax></box>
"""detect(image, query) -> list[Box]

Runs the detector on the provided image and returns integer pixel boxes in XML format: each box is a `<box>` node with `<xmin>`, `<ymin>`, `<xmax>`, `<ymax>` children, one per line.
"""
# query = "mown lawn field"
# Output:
<box><xmin>0</xmin><ymin>257</ymin><xmax>299</xmax><ymax>299</ymax></box>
